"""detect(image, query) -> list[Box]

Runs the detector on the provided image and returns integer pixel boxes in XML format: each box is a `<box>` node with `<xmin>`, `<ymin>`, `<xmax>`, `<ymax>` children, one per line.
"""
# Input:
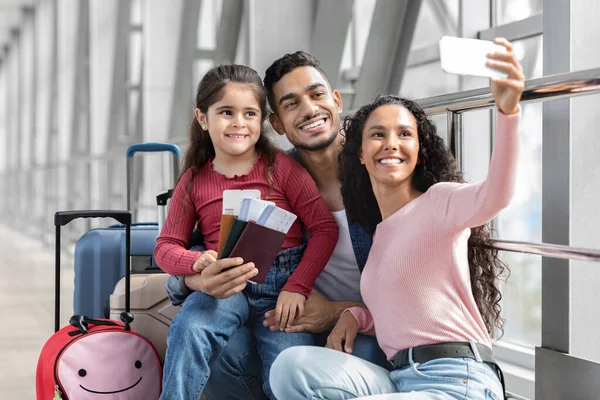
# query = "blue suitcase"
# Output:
<box><xmin>73</xmin><ymin>223</ymin><xmax>159</xmax><ymax>318</ymax></box>
<box><xmin>72</xmin><ymin>142</ymin><xmax>180</xmax><ymax>318</ymax></box>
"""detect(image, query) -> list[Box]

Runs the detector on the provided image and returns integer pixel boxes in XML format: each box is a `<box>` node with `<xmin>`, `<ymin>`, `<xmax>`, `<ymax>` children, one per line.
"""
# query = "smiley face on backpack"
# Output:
<box><xmin>57</xmin><ymin>331</ymin><xmax>161</xmax><ymax>398</ymax></box>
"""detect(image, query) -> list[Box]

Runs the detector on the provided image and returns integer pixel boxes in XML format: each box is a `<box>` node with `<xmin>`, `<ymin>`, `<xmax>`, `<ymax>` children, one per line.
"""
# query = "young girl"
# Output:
<box><xmin>154</xmin><ymin>64</ymin><xmax>338</xmax><ymax>399</ymax></box>
<box><xmin>270</xmin><ymin>38</ymin><xmax>524</xmax><ymax>400</ymax></box>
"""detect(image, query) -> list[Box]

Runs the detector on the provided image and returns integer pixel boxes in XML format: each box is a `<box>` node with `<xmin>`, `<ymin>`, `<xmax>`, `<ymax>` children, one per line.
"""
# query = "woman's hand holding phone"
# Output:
<box><xmin>439</xmin><ymin>36</ymin><xmax>524</xmax><ymax>114</ymax></box>
<box><xmin>487</xmin><ymin>38</ymin><xmax>525</xmax><ymax>115</ymax></box>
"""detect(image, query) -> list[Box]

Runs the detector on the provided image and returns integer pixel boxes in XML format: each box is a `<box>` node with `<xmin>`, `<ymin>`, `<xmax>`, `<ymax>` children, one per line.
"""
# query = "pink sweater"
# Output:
<box><xmin>348</xmin><ymin>110</ymin><xmax>520</xmax><ymax>360</ymax></box>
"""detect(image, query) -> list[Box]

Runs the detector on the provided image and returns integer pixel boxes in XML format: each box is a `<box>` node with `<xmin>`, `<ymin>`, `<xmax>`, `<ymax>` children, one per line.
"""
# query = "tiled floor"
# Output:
<box><xmin>0</xmin><ymin>225</ymin><xmax>74</xmax><ymax>399</ymax></box>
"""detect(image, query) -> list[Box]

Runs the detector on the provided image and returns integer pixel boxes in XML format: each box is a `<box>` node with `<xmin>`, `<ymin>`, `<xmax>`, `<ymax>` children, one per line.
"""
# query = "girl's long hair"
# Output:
<box><xmin>181</xmin><ymin>64</ymin><xmax>277</xmax><ymax>199</ymax></box>
<box><xmin>339</xmin><ymin>95</ymin><xmax>509</xmax><ymax>335</ymax></box>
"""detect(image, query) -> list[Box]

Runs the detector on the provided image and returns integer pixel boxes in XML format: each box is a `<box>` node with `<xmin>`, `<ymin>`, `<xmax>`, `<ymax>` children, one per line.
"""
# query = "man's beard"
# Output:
<box><xmin>293</xmin><ymin>128</ymin><xmax>338</xmax><ymax>152</ymax></box>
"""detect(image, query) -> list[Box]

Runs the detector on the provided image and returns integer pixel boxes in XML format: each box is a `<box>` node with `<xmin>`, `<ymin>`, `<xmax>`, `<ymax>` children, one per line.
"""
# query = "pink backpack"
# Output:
<box><xmin>36</xmin><ymin>315</ymin><xmax>162</xmax><ymax>399</ymax></box>
<box><xmin>37</xmin><ymin>211</ymin><xmax>162</xmax><ymax>399</ymax></box>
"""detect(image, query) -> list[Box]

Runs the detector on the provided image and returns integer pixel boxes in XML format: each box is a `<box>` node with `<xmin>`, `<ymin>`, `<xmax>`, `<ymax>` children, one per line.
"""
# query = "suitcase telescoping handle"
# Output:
<box><xmin>54</xmin><ymin>211</ymin><xmax>132</xmax><ymax>333</ymax></box>
<box><xmin>126</xmin><ymin>142</ymin><xmax>181</xmax><ymax>212</ymax></box>
<box><xmin>156</xmin><ymin>189</ymin><xmax>174</xmax><ymax>232</ymax></box>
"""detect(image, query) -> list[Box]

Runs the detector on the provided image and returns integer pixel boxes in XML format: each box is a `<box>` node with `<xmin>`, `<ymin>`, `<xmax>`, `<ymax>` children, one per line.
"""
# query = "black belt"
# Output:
<box><xmin>392</xmin><ymin>342</ymin><xmax>505</xmax><ymax>398</ymax></box>
<box><xmin>391</xmin><ymin>342</ymin><xmax>495</xmax><ymax>370</ymax></box>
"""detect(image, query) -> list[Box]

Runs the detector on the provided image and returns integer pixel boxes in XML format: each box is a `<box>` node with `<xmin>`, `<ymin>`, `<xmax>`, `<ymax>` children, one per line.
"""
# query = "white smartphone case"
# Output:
<box><xmin>439</xmin><ymin>36</ymin><xmax>508</xmax><ymax>79</ymax></box>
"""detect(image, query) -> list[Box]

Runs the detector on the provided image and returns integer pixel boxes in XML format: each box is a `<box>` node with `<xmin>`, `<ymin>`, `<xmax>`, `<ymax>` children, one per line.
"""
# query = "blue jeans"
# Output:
<box><xmin>270</xmin><ymin>346</ymin><xmax>504</xmax><ymax>400</ymax></box>
<box><xmin>203</xmin><ymin>327</ymin><xmax>390</xmax><ymax>400</ymax></box>
<box><xmin>160</xmin><ymin>245</ymin><xmax>313</xmax><ymax>400</ymax></box>
<box><xmin>203</xmin><ymin>324</ymin><xmax>266</xmax><ymax>400</ymax></box>
<box><xmin>164</xmin><ymin>250</ymin><xmax>390</xmax><ymax>399</ymax></box>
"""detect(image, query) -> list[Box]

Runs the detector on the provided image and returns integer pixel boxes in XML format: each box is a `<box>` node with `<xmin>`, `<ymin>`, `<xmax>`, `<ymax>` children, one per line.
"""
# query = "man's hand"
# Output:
<box><xmin>263</xmin><ymin>290</ymin><xmax>354</xmax><ymax>333</ymax></box>
<box><xmin>274</xmin><ymin>291</ymin><xmax>305</xmax><ymax>331</ymax></box>
<box><xmin>325</xmin><ymin>310</ymin><xmax>358</xmax><ymax>354</ymax></box>
<box><xmin>192</xmin><ymin>250</ymin><xmax>218</xmax><ymax>273</ymax></box>
<box><xmin>184</xmin><ymin>257</ymin><xmax>258</xmax><ymax>299</ymax></box>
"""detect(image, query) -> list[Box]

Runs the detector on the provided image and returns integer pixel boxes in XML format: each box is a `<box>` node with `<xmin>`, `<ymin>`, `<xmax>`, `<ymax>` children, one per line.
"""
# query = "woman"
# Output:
<box><xmin>270</xmin><ymin>37</ymin><xmax>524</xmax><ymax>400</ymax></box>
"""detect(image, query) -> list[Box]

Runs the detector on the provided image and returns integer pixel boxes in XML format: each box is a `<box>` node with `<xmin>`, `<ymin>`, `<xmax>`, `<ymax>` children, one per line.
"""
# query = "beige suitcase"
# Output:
<box><xmin>110</xmin><ymin>188</ymin><xmax>210</xmax><ymax>399</ymax></box>
<box><xmin>110</xmin><ymin>274</ymin><xmax>210</xmax><ymax>400</ymax></box>
<box><xmin>109</xmin><ymin>272</ymin><xmax>179</xmax><ymax>362</ymax></box>
<box><xmin>109</xmin><ymin>187</ymin><xmax>180</xmax><ymax>362</ymax></box>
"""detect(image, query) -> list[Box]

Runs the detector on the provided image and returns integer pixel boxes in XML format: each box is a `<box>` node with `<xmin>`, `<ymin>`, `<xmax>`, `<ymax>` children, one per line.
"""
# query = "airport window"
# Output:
<box><xmin>496</xmin><ymin>34</ymin><xmax>543</xmax><ymax>349</ymax></box>
<box><xmin>496</xmin><ymin>0</ymin><xmax>543</xmax><ymax>25</ymax></box>
<box><xmin>411</xmin><ymin>0</ymin><xmax>459</xmax><ymax>51</ymax></box>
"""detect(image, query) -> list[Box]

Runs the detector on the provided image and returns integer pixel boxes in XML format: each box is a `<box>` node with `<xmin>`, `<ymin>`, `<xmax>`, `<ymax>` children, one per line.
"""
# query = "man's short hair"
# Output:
<box><xmin>263</xmin><ymin>51</ymin><xmax>330</xmax><ymax>112</ymax></box>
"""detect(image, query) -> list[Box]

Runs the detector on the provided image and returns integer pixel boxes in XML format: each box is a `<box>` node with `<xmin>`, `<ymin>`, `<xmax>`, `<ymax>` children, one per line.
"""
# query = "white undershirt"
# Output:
<box><xmin>313</xmin><ymin>209</ymin><xmax>363</xmax><ymax>302</ymax></box>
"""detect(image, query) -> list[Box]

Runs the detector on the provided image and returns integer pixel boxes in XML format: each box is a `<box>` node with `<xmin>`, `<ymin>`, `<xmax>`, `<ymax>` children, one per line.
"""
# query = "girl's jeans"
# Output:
<box><xmin>160</xmin><ymin>245</ymin><xmax>312</xmax><ymax>400</ymax></box>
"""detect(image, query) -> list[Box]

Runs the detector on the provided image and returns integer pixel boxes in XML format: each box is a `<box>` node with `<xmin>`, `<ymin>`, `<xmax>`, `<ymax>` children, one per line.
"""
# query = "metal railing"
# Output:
<box><xmin>419</xmin><ymin>67</ymin><xmax>600</xmax><ymax>115</ymax></box>
<box><xmin>417</xmin><ymin>67</ymin><xmax>600</xmax><ymax>263</ymax></box>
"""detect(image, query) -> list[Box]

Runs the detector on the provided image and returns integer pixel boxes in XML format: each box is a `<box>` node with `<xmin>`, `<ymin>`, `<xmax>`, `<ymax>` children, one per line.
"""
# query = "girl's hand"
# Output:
<box><xmin>275</xmin><ymin>291</ymin><xmax>306</xmax><ymax>331</ymax></box>
<box><xmin>487</xmin><ymin>37</ymin><xmax>525</xmax><ymax>115</ymax></box>
<box><xmin>326</xmin><ymin>310</ymin><xmax>358</xmax><ymax>354</ymax></box>
<box><xmin>192</xmin><ymin>250</ymin><xmax>218</xmax><ymax>273</ymax></box>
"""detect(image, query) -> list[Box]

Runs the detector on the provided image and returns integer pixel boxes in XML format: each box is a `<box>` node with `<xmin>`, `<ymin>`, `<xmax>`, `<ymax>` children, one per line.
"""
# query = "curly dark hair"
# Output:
<box><xmin>339</xmin><ymin>95</ymin><xmax>508</xmax><ymax>335</ymax></box>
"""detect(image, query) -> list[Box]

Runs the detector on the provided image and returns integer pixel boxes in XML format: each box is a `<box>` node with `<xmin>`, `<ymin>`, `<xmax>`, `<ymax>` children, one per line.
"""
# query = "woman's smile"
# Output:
<box><xmin>360</xmin><ymin>104</ymin><xmax>420</xmax><ymax>188</ymax></box>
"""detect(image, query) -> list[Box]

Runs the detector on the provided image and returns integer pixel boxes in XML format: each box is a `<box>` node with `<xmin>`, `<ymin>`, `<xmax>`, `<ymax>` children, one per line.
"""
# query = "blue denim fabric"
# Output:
<box><xmin>165</xmin><ymin>275</ymin><xmax>192</xmax><ymax>307</ymax></box>
<box><xmin>200</xmin><ymin>330</ymin><xmax>388</xmax><ymax>400</ymax></box>
<box><xmin>388</xmin><ymin>355</ymin><xmax>504</xmax><ymax>400</ymax></box>
<box><xmin>163</xmin><ymin>150</ymin><xmax>375</xmax><ymax>398</ymax></box>
<box><xmin>270</xmin><ymin>346</ymin><xmax>504</xmax><ymax>400</ymax></box>
<box><xmin>160</xmin><ymin>245</ymin><xmax>313</xmax><ymax>400</ymax></box>
<box><xmin>347</xmin><ymin>220</ymin><xmax>372</xmax><ymax>272</ymax></box>
<box><xmin>202</xmin><ymin>324</ymin><xmax>267</xmax><ymax>400</ymax></box>
<box><xmin>165</xmin><ymin>219</ymin><xmax>371</xmax><ymax>304</ymax></box>
<box><xmin>200</xmin><ymin>329</ymin><xmax>389</xmax><ymax>400</ymax></box>
<box><xmin>165</xmin><ymin>237</ymin><xmax>205</xmax><ymax>306</ymax></box>
<box><xmin>343</xmin><ymin>334</ymin><xmax>390</xmax><ymax>371</ymax></box>
<box><xmin>314</xmin><ymin>331</ymin><xmax>391</xmax><ymax>371</ymax></box>
<box><xmin>287</xmin><ymin>148</ymin><xmax>372</xmax><ymax>272</ymax></box>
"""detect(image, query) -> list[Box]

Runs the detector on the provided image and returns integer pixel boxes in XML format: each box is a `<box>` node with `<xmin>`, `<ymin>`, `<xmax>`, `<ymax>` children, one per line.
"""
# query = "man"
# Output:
<box><xmin>165</xmin><ymin>52</ymin><xmax>388</xmax><ymax>399</ymax></box>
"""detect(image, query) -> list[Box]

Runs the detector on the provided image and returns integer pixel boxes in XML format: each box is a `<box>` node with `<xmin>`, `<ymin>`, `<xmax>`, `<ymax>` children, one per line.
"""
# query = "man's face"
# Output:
<box><xmin>270</xmin><ymin>66</ymin><xmax>343</xmax><ymax>151</ymax></box>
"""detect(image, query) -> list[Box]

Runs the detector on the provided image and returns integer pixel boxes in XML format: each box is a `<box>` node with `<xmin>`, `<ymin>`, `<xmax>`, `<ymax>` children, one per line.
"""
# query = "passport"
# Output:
<box><xmin>219</xmin><ymin>217</ymin><xmax>248</xmax><ymax>259</ymax></box>
<box><xmin>229</xmin><ymin>221</ymin><xmax>287</xmax><ymax>284</ymax></box>
<box><xmin>216</xmin><ymin>214</ymin><xmax>236</xmax><ymax>258</ymax></box>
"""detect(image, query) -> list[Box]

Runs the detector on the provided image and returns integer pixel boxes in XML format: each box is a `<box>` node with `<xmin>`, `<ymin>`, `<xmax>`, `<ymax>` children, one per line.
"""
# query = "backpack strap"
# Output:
<box><xmin>68</xmin><ymin>315</ymin><xmax>121</xmax><ymax>335</ymax></box>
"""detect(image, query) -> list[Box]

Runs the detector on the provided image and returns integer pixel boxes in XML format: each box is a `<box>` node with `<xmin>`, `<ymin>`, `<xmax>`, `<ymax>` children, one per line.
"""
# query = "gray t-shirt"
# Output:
<box><xmin>313</xmin><ymin>209</ymin><xmax>362</xmax><ymax>302</ymax></box>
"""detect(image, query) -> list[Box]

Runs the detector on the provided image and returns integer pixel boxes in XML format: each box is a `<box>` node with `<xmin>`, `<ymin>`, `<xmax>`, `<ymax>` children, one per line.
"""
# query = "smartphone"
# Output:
<box><xmin>439</xmin><ymin>36</ymin><xmax>508</xmax><ymax>79</ymax></box>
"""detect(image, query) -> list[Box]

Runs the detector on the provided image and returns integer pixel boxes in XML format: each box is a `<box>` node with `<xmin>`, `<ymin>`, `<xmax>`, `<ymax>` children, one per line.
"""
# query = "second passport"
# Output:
<box><xmin>216</xmin><ymin>214</ymin><xmax>236</xmax><ymax>257</ymax></box>
<box><xmin>217</xmin><ymin>189</ymin><xmax>261</xmax><ymax>258</ymax></box>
